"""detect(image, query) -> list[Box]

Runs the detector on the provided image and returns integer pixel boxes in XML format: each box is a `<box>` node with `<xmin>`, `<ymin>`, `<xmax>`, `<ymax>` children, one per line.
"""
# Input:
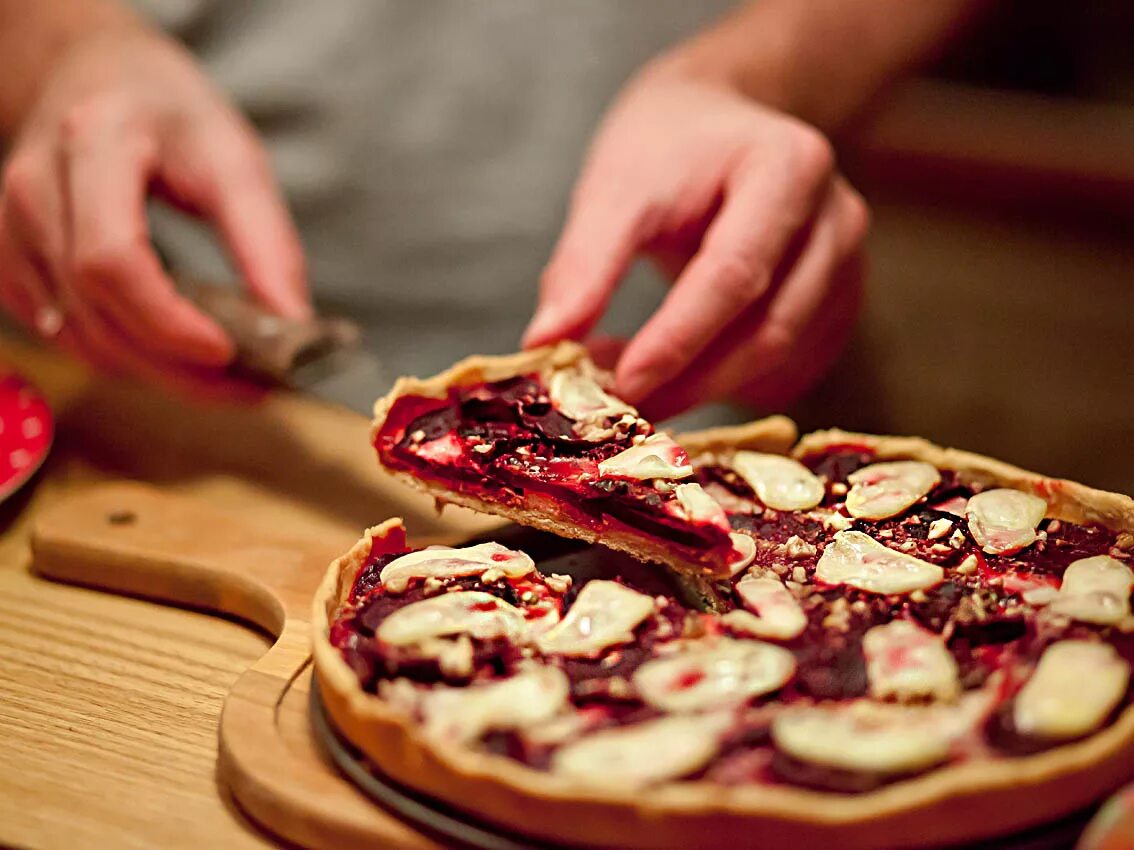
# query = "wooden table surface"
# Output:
<box><xmin>0</xmin><ymin>337</ymin><xmax>491</xmax><ymax>850</ymax></box>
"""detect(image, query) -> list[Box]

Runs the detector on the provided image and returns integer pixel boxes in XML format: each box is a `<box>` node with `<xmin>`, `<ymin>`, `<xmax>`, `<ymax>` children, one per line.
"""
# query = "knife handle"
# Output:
<box><xmin>184</xmin><ymin>281</ymin><xmax>361</xmax><ymax>386</ymax></box>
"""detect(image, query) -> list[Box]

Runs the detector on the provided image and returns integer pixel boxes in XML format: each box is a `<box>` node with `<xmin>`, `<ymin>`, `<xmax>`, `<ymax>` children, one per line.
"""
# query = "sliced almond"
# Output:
<box><xmin>731</xmin><ymin>576</ymin><xmax>808</xmax><ymax>640</ymax></box>
<box><xmin>536</xmin><ymin>580</ymin><xmax>655</xmax><ymax>657</ymax></box>
<box><xmin>772</xmin><ymin>701</ymin><xmax>954</xmax><ymax>775</ymax></box>
<box><xmin>730</xmin><ymin>452</ymin><xmax>825</xmax><ymax>511</ymax></box>
<box><xmin>815</xmin><ymin>530</ymin><xmax>944</xmax><ymax>595</ymax></box>
<box><xmin>1014</xmin><ymin>640</ymin><xmax>1129</xmax><ymax>740</ymax></box>
<box><xmin>421</xmin><ymin>667</ymin><xmax>570</xmax><ymax>744</ymax></box>
<box><xmin>633</xmin><ymin>637</ymin><xmax>796</xmax><ymax>712</ymax></box>
<box><xmin>863</xmin><ymin>619</ymin><xmax>960</xmax><ymax>702</ymax></box>
<box><xmin>550</xmin><ymin>712</ymin><xmax>732</xmax><ymax>788</ymax></box>
<box><xmin>380</xmin><ymin>542</ymin><xmax>535</xmax><ymax>593</ymax></box>
<box><xmin>671</xmin><ymin>482</ymin><xmax>730</xmax><ymax>530</ymax></box>
<box><xmin>548</xmin><ymin>369</ymin><xmax>636</xmax><ymax>428</ymax></box>
<box><xmin>846</xmin><ymin>461</ymin><xmax>940</xmax><ymax>520</ymax></box>
<box><xmin>1049</xmin><ymin>555</ymin><xmax>1134</xmax><ymax>625</ymax></box>
<box><xmin>727</xmin><ymin>532</ymin><xmax>757</xmax><ymax>577</ymax></box>
<box><xmin>965</xmin><ymin>489</ymin><xmax>1047</xmax><ymax>555</ymax></box>
<box><xmin>377</xmin><ymin>591</ymin><xmax>528</xmax><ymax>646</ymax></box>
<box><xmin>598</xmin><ymin>433</ymin><xmax>693</xmax><ymax>481</ymax></box>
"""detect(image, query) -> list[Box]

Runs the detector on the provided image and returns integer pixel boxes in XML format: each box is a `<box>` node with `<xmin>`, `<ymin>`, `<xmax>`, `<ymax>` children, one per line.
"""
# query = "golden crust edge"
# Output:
<box><xmin>311</xmin><ymin>518</ymin><xmax>1134</xmax><ymax>849</ymax></box>
<box><xmin>794</xmin><ymin>428</ymin><xmax>1134</xmax><ymax>541</ymax></box>
<box><xmin>677</xmin><ymin>414</ymin><xmax>799</xmax><ymax>459</ymax></box>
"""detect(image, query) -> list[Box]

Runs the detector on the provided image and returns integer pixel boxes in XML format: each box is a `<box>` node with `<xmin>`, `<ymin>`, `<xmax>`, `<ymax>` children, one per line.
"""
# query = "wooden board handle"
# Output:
<box><xmin>30</xmin><ymin>481</ymin><xmax>348</xmax><ymax>631</ymax></box>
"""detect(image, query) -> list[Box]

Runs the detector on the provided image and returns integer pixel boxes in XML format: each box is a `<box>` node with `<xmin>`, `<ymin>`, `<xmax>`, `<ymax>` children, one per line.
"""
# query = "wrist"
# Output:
<box><xmin>644</xmin><ymin>6</ymin><xmax>802</xmax><ymax>115</ymax></box>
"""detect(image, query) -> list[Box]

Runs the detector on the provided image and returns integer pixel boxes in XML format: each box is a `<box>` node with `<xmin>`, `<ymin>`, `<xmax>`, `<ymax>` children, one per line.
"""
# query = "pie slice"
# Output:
<box><xmin>370</xmin><ymin>343</ymin><xmax>796</xmax><ymax>581</ymax></box>
<box><xmin>315</xmin><ymin>421</ymin><xmax>1134</xmax><ymax>849</ymax></box>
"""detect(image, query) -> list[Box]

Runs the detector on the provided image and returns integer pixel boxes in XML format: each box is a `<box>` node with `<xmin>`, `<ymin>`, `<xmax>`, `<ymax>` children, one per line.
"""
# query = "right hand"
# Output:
<box><xmin>0</xmin><ymin>23</ymin><xmax>310</xmax><ymax>392</ymax></box>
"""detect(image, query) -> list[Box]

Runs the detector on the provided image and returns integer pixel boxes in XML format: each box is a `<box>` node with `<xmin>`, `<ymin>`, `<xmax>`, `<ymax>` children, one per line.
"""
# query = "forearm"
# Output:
<box><xmin>0</xmin><ymin>0</ymin><xmax>142</xmax><ymax>137</ymax></box>
<box><xmin>659</xmin><ymin>0</ymin><xmax>989</xmax><ymax>133</ymax></box>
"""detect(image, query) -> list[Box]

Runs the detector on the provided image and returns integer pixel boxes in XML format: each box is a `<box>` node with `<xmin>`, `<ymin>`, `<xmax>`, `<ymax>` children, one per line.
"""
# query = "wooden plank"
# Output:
<box><xmin>31</xmin><ymin>482</ymin><xmax>441</xmax><ymax>850</ymax></box>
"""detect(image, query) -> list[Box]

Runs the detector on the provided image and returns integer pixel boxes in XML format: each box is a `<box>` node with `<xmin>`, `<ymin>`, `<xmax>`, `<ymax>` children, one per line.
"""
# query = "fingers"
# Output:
<box><xmin>614</xmin><ymin>130</ymin><xmax>836</xmax><ymax>403</ymax></box>
<box><xmin>63</xmin><ymin>105</ymin><xmax>235</xmax><ymax>365</ymax></box>
<box><xmin>163</xmin><ymin>119</ymin><xmax>311</xmax><ymax>321</ymax></box>
<box><xmin>634</xmin><ymin>177</ymin><xmax>869</xmax><ymax>420</ymax></box>
<box><xmin>523</xmin><ymin>175</ymin><xmax>653</xmax><ymax>349</ymax></box>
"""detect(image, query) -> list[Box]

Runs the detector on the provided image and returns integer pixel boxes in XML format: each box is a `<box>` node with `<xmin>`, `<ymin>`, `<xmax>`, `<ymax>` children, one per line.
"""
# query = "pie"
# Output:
<box><xmin>370</xmin><ymin>344</ymin><xmax>795</xmax><ymax>584</ymax></box>
<box><xmin>314</xmin><ymin>348</ymin><xmax>1134</xmax><ymax>849</ymax></box>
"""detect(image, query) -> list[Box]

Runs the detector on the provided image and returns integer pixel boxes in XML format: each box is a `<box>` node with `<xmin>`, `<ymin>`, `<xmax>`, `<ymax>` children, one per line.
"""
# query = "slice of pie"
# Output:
<box><xmin>370</xmin><ymin>343</ymin><xmax>795</xmax><ymax>581</ymax></box>
<box><xmin>315</xmin><ymin>421</ymin><xmax>1134</xmax><ymax>849</ymax></box>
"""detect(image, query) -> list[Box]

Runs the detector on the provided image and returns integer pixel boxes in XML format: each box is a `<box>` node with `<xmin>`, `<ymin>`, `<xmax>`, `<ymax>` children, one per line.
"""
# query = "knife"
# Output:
<box><xmin>185</xmin><ymin>282</ymin><xmax>389</xmax><ymax>417</ymax></box>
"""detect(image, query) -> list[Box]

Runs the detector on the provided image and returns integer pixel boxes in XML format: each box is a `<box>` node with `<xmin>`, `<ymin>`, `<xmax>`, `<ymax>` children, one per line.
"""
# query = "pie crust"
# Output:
<box><xmin>314</xmin><ymin>424</ymin><xmax>1134</xmax><ymax>849</ymax></box>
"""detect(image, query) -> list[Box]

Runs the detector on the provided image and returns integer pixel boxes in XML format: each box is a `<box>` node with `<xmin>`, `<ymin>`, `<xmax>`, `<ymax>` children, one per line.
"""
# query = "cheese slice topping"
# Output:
<box><xmin>965</xmin><ymin>489</ymin><xmax>1047</xmax><ymax>555</ymax></box>
<box><xmin>633</xmin><ymin>637</ymin><xmax>796</xmax><ymax>713</ymax></box>
<box><xmin>863</xmin><ymin>620</ymin><xmax>960</xmax><ymax>702</ymax></box>
<box><xmin>730</xmin><ymin>452</ymin><xmax>825</xmax><ymax>511</ymax></box>
<box><xmin>421</xmin><ymin>667</ymin><xmax>570</xmax><ymax>744</ymax></box>
<box><xmin>1014</xmin><ymin>640</ymin><xmax>1129</xmax><ymax>740</ymax></box>
<box><xmin>670</xmin><ymin>482</ymin><xmax>730</xmax><ymax>530</ymax></box>
<box><xmin>732</xmin><ymin>576</ymin><xmax>808</xmax><ymax>640</ymax></box>
<box><xmin>845</xmin><ymin>461</ymin><xmax>941</xmax><ymax>520</ymax></box>
<box><xmin>377</xmin><ymin>591</ymin><xmax>528</xmax><ymax>646</ymax></box>
<box><xmin>380</xmin><ymin>542</ymin><xmax>535</xmax><ymax>593</ymax></box>
<box><xmin>1049</xmin><ymin>555</ymin><xmax>1134</xmax><ymax>625</ymax></box>
<box><xmin>815</xmin><ymin>530</ymin><xmax>944</xmax><ymax>595</ymax></box>
<box><xmin>535</xmin><ymin>580</ymin><xmax>655</xmax><ymax>657</ymax></box>
<box><xmin>548</xmin><ymin>369</ymin><xmax>637</xmax><ymax>429</ymax></box>
<box><xmin>550</xmin><ymin>712</ymin><xmax>733</xmax><ymax>788</ymax></box>
<box><xmin>773</xmin><ymin>701</ymin><xmax>956</xmax><ymax>775</ymax></box>
<box><xmin>727</xmin><ymin>532</ymin><xmax>757</xmax><ymax>577</ymax></box>
<box><xmin>597</xmin><ymin>433</ymin><xmax>693</xmax><ymax>481</ymax></box>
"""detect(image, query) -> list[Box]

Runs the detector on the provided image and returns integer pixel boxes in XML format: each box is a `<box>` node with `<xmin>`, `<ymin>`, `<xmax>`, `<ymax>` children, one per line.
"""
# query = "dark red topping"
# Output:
<box><xmin>374</xmin><ymin>375</ymin><xmax>735</xmax><ymax>570</ymax></box>
<box><xmin>333</xmin><ymin>445</ymin><xmax>1134</xmax><ymax>793</ymax></box>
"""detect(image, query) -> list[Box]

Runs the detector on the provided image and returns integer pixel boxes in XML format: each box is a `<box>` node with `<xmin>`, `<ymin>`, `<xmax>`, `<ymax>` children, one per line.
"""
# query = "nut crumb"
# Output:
<box><xmin>927</xmin><ymin>518</ymin><xmax>953</xmax><ymax>540</ymax></box>
<box><xmin>423</xmin><ymin>576</ymin><xmax>445</xmax><ymax>596</ymax></box>
<box><xmin>830</xmin><ymin>482</ymin><xmax>848</xmax><ymax>496</ymax></box>
<box><xmin>782</xmin><ymin>535</ymin><xmax>817</xmax><ymax>559</ymax></box>
<box><xmin>822</xmin><ymin>598</ymin><xmax>851</xmax><ymax>631</ymax></box>
<box><xmin>545</xmin><ymin>573</ymin><xmax>573</xmax><ymax>594</ymax></box>
<box><xmin>956</xmin><ymin>554</ymin><xmax>979</xmax><ymax>575</ymax></box>
<box><xmin>409</xmin><ymin>429</ymin><xmax>426</xmax><ymax>443</ymax></box>
<box><xmin>910</xmin><ymin>589</ymin><xmax>928</xmax><ymax>603</ymax></box>
<box><xmin>471</xmin><ymin>443</ymin><xmax>493</xmax><ymax>454</ymax></box>
<box><xmin>791</xmin><ymin>566</ymin><xmax>808</xmax><ymax>584</ymax></box>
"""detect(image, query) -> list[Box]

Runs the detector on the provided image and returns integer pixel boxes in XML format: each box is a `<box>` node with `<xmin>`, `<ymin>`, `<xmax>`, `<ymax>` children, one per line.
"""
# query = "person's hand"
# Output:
<box><xmin>524</xmin><ymin>60</ymin><xmax>869</xmax><ymax>420</ymax></box>
<box><xmin>0</xmin><ymin>24</ymin><xmax>309</xmax><ymax>392</ymax></box>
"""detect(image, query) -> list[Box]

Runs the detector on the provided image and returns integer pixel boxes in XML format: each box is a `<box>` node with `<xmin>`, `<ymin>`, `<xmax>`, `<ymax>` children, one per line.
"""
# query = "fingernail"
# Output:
<box><xmin>522</xmin><ymin>308</ymin><xmax>558</xmax><ymax>348</ymax></box>
<box><xmin>616</xmin><ymin>371</ymin><xmax>657</xmax><ymax>404</ymax></box>
<box><xmin>34</xmin><ymin>306</ymin><xmax>64</xmax><ymax>339</ymax></box>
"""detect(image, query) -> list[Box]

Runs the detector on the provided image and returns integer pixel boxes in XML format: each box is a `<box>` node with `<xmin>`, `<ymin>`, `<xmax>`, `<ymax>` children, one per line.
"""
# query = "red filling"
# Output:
<box><xmin>373</xmin><ymin>375</ymin><xmax>735</xmax><ymax>571</ymax></box>
<box><xmin>333</xmin><ymin>446</ymin><xmax>1133</xmax><ymax>793</ymax></box>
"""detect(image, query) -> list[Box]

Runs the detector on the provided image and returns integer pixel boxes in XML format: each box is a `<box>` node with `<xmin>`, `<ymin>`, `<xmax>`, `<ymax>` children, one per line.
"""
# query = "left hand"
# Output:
<box><xmin>523</xmin><ymin>60</ymin><xmax>869</xmax><ymax>420</ymax></box>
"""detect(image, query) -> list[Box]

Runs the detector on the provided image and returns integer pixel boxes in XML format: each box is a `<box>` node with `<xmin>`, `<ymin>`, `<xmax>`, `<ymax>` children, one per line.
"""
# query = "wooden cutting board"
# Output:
<box><xmin>30</xmin><ymin>480</ymin><xmax>447</xmax><ymax>850</ymax></box>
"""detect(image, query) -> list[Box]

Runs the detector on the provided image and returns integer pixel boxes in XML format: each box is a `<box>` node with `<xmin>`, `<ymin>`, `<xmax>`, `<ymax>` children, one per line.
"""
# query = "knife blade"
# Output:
<box><xmin>185</xmin><ymin>281</ymin><xmax>388</xmax><ymax>417</ymax></box>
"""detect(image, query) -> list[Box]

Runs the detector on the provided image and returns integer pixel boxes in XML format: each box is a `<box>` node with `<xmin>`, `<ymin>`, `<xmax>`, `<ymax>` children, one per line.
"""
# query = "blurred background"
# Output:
<box><xmin>8</xmin><ymin>0</ymin><xmax>1134</xmax><ymax>493</ymax></box>
<box><xmin>800</xmin><ymin>0</ymin><xmax>1134</xmax><ymax>493</ymax></box>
